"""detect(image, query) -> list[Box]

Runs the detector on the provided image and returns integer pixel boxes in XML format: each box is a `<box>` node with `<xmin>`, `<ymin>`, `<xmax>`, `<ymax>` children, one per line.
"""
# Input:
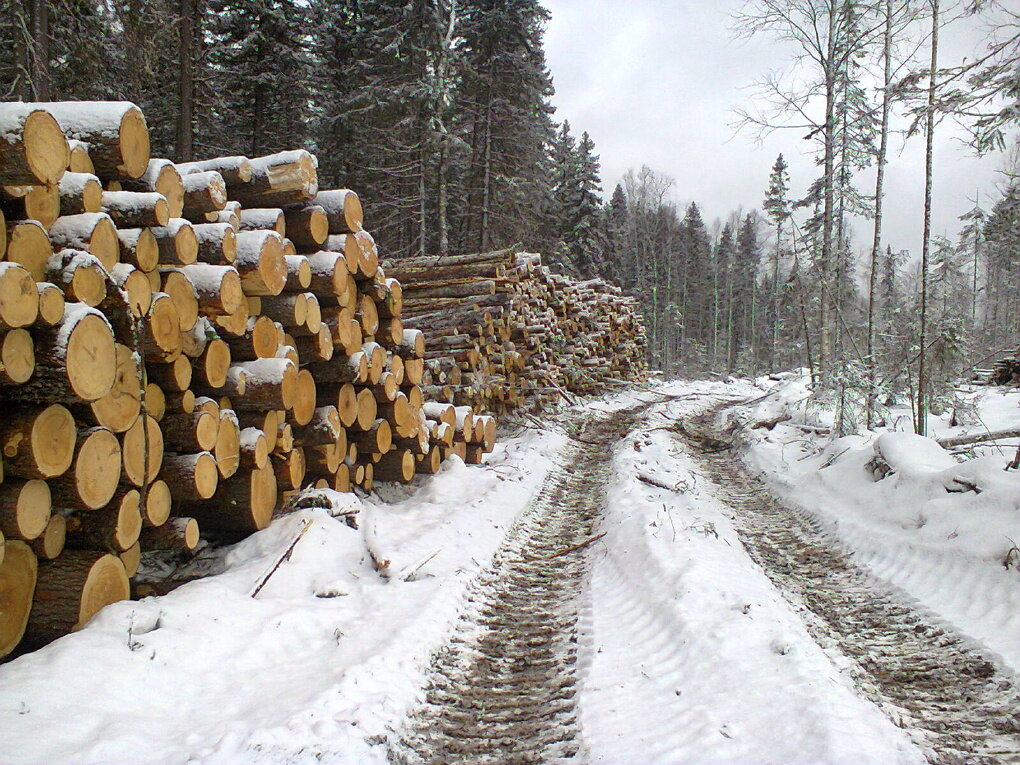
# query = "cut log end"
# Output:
<box><xmin>25</xmin><ymin>109</ymin><xmax>71</xmax><ymax>185</ymax></box>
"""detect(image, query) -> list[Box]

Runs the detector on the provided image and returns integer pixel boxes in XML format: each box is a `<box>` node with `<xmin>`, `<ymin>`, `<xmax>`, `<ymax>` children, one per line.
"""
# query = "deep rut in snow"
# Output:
<box><xmin>389</xmin><ymin>402</ymin><xmax>649</xmax><ymax>764</ymax></box>
<box><xmin>683</xmin><ymin>408</ymin><xmax>1020</xmax><ymax>765</ymax></box>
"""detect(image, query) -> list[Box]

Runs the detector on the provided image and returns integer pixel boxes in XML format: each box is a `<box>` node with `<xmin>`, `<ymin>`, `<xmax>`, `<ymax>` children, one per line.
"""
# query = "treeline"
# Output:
<box><xmin>1</xmin><ymin>0</ymin><xmax>604</xmax><ymax>268</ymax></box>
<box><xmin>618</xmin><ymin>152</ymin><xmax>1020</xmax><ymax>400</ymax></box>
<box><xmin>5</xmin><ymin>0</ymin><xmax>1020</xmax><ymax>430</ymax></box>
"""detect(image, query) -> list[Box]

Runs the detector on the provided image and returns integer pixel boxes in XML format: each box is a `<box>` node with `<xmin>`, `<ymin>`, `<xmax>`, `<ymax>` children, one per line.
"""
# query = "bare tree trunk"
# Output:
<box><xmin>770</xmin><ymin>221</ymin><xmax>782</xmax><ymax>370</ymax></box>
<box><xmin>437</xmin><ymin>141</ymin><xmax>450</xmax><ymax>256</ymax></box>
<box><xmin>916</xmin><ymin>0</ymin><xmax>940</xmax><ymax>437</ymax></box>
<box><xmin>820</xmin><ymin>15</ymin><xmax>838</xmax><ymax>370</ymax></box>
<box><xmin>176</xmin><ymin>0</ymin><xmax>195</xmax><ymax>161</ymax></box>
<box><xmin>418</xmin><ymin>142</ymin><xmax>427</xmax><ymax>257</ymax></box>
<box><xmin>867</xmin><ymin>0</ymin><xmax>894</xmax><ymax>428</ymax></box>
<box><xmin>29</xmin><ymin>0</ymin><xmax>49</xmax><ymax>100</ymax></box>
<box><xmin>712</xmin><ymin>253</ymin><xmax>720</xmax><ymax>365</ymax></box>
<box><xmin>479</xmin><ymin>90</ymin><xmax>493</xmax><ymax>252</ymax></box>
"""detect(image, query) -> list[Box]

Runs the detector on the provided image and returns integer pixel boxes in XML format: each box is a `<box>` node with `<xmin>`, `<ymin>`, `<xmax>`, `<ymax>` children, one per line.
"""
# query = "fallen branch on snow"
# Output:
<box><xmin>937</xmin><ymin>428</ymin><xmax>1020</xmax><ymax>449</ymax></box>
<box><xmin>251</xmin><ymin>520</ymin><xmax>313</xmax><ymax>598</ymax></box>
<box><xmin>637</xmin><ymin>473</ymin><xmax>686</xmax><ymax>492</ymax></box>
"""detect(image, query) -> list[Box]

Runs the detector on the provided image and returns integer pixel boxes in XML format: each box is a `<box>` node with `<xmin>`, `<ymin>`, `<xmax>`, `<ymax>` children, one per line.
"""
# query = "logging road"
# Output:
<box><xmin>389</xmin><ymin>391</ymin><xmax>1020</xmax><ymax>764</ymax></box>
<box><xmin>390</xmin><ymin>400</ymin><xmax>653</xmax><ymax>763</ymax></box>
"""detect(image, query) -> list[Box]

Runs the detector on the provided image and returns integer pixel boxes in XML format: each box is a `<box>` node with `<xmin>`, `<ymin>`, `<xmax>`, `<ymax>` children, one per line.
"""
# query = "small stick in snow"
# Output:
<box><xmin>637</xmin><ymin>473</ymin><xmax>685</xmax><ymax>492</ymax></box>
<box><xmin>398</xmin><ymin>549</ymin><xmax>441</xmax><ymax>581</ymax></box>
<box><xmin>251</xmin><ymin>520</ymin><xmax>312</xmax><ymax>598</ymax></box>
<box><xmin>543</xmin><ymin>531</ymin><xmax>607</xmax><ymax>560</ymax></box>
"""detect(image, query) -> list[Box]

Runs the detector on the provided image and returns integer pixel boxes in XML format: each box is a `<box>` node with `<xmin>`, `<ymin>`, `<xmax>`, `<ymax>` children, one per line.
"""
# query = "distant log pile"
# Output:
<box><xmin>990</xmin><ymin>356</ymin><xmax>1020</xmax><ymax>386</ymax></box>
<box><xmin>0</xmin><ymin>101</ymin><xmax>501</xmax><ymax>658</ymax></box>
<box><xmin>386</xmin><ymin>250</ymin><xmax>648</xmax><ymax>411</ymax></box>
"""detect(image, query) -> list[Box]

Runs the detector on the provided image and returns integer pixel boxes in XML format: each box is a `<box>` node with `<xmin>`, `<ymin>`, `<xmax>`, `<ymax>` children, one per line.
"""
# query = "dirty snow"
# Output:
<box><xmin>0</xmin><ymin>428</ymin><xmax>562</xmax><ymax>764</ymax></box>
<box><xmin>576</xmin><ymin>382</ymin><xmax>925</xmax><ymax>764</ymax></box>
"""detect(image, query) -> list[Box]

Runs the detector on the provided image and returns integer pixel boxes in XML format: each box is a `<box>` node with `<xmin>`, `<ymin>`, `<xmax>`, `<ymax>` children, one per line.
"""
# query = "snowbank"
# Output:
<box><xmin>730</xmin><ymin>378</ymin><xmax>1020</xmax><ymax>673</ymax></box>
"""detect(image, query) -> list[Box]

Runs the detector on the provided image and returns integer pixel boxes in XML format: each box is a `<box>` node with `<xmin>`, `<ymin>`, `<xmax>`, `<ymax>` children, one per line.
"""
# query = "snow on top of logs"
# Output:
<box><xmin>181</xmin><ymin>170</ymin><xmax>227</xmax><ymax>205</ymax></box>
<box><xmin>52</xmin><ymin>301</ymin><xmax>113</xmax><ymax>352</ymax></box>
<box><xmin>22</xmin><ymin>102</ymin><xmax>150</xmax><ymax>180</ymax></box>
<box><xmin>251</xmin><ymin>149</ymin><xmax>318</xmax><ymax>172</ymax></box>
<box><xmin>175</xmin><ymin>156</ymin><xmax>252</xmax><ymax>182</ymax></box>
<box><xmin>47</xmin><ymin>247</ymin><xmax>102</xmax><ymax>278</ymax></box>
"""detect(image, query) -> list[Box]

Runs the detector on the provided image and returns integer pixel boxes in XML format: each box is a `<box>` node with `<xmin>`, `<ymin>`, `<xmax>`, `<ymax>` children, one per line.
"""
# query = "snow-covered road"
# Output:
<box><xmin>3</xmin><ymin>379</ymin><xmax>1020</xmax><ymax>764</ymax></box>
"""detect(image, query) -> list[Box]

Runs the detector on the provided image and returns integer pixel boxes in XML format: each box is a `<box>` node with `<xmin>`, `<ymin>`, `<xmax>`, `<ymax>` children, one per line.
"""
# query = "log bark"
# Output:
<box><xmin>139</xmin><ymin>517</ymin><xmax>199</xmax><ymax>553</ymax></box>
<box><xmin>183</xmin><ymin>465</ymin><xmax>277</xmax><ymax>535</ymax></box>
<box><xmin>373</xmin><ymin>449</ymin><xmax>414</xmax><ymax>483</ymax></box>
<box><xmin>1</xmin><ymin>182</ymin><xmax>60</xmax><ymax>227</ymax></box>
<box><xmin>227</xmin><ymin>151</ymin><xmax>317</xmax><ymax>208</ymax></box>
<box><xmin>115</xmin><ymin>158</ymin><xmax>184</xmax><ymax>217</ymax></box>
<box><xmin>116</xmin><ymin>227</ymin><xmax>159</xmax><ymax>271</ymax></box>
<box><xmin>192</xmin><ymin>222</ymin><xmax>237</xmax><ymax>264</ymax></box>
<box><xmin>46</xmin><ymin>249</ymin><xmax>107</xmax><ymax>307</ymax></box>
<box><xmin>234</xmin><ymin>230</ymin><xmax>286</xmax><ymax>296</ymax></box>
<box><xmin>100</xmin><ymin>190</ymin><xmax>170</xmax><ymax>227</ymax></box>
<box><xmin>160</xmin><ymin>451</ymin><xmax>218</xmax><ymax>501</ymax></box>
<box><xmin>0</xmin><ymin>540</ymin><xmax>38</xmax><ymax>658</ymax></box>
<box><xmin>151</xmin><ymin>218</ymin><xmax>199</xmax><ymax>266</ymax></box>
<box><xmin>31</xmin><ymin>514</ymin><xmax>65</xmax><ymax>560</ymax></box>
<box><xmin>176</xmin><ymin>156</ymin><xmax>252</xmax><ymax>186</ymax></box>
<box><xmin>65</xmin><ymin>486</ymin><xmax>141</xmax><ymax>552</ymax></box>
<box><xmin>57</xmin><ymin>172</ymin><xmax>103</xmax><ymax>215</ymax></box>
<box><xmin>283</xmin><ymin>204</ymin><xmax>327</xmax><ymax>248</ymax></box>
<box><xmin>181</xmin><ymin>170</ymin><xmax>227</xmax><ymax>216</ymax></box>
<box><xmin>25</xmin><ymin>550</ymin><xmax>129</xmax><ymax>648</ymax></box>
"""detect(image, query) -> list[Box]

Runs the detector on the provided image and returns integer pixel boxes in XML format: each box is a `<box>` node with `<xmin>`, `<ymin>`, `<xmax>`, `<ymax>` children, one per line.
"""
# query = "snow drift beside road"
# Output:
<box><xmin>730</xmin><ymin>376</ymin><xmax>1020</xmax><ymax>673</ymax></box>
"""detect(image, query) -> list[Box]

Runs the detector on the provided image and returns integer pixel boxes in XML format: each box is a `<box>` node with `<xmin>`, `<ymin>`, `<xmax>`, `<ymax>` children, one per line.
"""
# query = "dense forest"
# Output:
<box><xmin>3</xmin><ymin>0</ymin><xmax>1020</xmax><ymax>431</ymax></box>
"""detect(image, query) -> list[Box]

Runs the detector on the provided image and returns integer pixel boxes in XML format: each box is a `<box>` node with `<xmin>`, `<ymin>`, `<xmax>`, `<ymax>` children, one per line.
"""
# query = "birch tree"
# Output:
<box><xmin>735</xmin><ymin>0</ymin><xmax>883</xmax><ymax>370</ymax></box>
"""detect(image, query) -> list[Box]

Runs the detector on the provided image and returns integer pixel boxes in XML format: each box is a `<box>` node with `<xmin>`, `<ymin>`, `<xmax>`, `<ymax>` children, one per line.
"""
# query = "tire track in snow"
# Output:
<box><xmin>388</xmin><ymin>403</ymin><xmax>650</xmax><ymax>764</ymax></box>
<box><xmin>684</xmin><ymin>409</ymin><xmax>1020</xmax><ymax>764</ymax></box>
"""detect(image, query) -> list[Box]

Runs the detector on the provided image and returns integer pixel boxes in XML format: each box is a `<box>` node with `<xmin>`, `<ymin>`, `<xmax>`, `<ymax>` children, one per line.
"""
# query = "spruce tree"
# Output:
<box><xmin>455</xmin><ymin>0</ymin><xmax>555</xmax><ymax>253</ymax></box>
<box><xmin>735</xmin><ymin>213</ymin><xmax>762</xmax><ymax>371</ymax></box>
<box><xmin>205</xmin><ymin>0</ymin><xmax>315</xmax><ymax>158</ymax></box>
<box><xmin>763</xmin><ymin>153</ymin><xmax>791</xmax><ymax>370</ymax></box>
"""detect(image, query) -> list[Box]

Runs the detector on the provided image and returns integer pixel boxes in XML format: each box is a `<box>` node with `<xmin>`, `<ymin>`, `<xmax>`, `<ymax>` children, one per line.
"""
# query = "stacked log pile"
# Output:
<box><xmin>0</xmin><ymin>101</ymin><xmax>497</xmax><ymax>658</ymax></box>
<box><xmin>385</xmin><ymin>249</ymin><xmax>648</xmax><ymax>412</ymax></box>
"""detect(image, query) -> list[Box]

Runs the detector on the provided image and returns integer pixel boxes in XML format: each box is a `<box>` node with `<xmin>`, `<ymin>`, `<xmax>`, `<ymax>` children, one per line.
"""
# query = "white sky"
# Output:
<box><xmin>542</xmin><ymin>0</ymin><xmax>1008</xmax><ymax>254</ymax></box>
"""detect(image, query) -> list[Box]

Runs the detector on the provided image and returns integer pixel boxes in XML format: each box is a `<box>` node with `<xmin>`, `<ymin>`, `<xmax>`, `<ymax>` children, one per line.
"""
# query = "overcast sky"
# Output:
<box><xmin>541</xmin><ymin>0</ymin><xmax>1008</xmax><ymax>254</ymax></box>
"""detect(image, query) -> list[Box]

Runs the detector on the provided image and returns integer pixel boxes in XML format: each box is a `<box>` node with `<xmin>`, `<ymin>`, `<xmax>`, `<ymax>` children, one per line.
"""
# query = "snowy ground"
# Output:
<box><xmin>0</xmin><ymin>428</ymin><xmax>563</xmax><ymax>764</ymax></box>
<box><xmin>2</xmin><ymin>379</ymin><xmax>1018</xmax><ymax>763</ymax></box>
<box><xmin>729</xmin><ymin>375</ymin><xmax>1020</xmax><ymax>674</ymax></box>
